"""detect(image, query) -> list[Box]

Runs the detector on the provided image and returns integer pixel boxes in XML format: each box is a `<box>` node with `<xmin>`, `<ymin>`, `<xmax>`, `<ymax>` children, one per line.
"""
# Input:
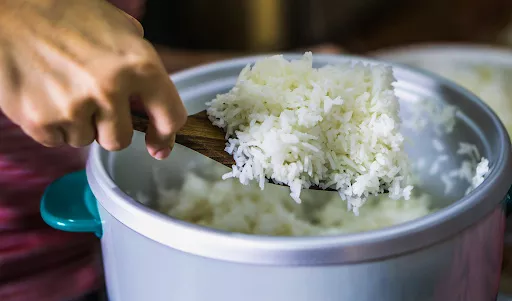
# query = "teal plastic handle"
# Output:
<box><xmin>40</xmin><ymin>170</ymin><xmax>102</xmax><ymax>237</ymax></box>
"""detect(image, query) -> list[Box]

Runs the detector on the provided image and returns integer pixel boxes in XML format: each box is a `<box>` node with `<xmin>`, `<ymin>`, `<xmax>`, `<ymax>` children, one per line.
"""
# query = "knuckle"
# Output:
<box><xmin>130</xmin><ymin>59</ymin><xmax>161</xmax><ymax>77</ymax></box>
<box><xmin>94</xmin><ymin>78</ymin><xmax>118</xmax><ymax>103</ymax></box>
<box><xmin>24</xmin><ymin>110</ymin><xmax>50</xmax><ymax>129</ymax></box>
<box><xmin>157</xmin><ymin>122</ymin><xmax>177</xmax><ymax>137</ymax></box>
<box><xmin>154</xmin><ymin>110</ymin><xmax>187</xmax><ymax>136</ymax></box>
<box><xmin>22</xmin><ymin>125</ymin><xmax>63</xmax><ymax>147</ymax></box>
<box><xmin>172</xmin><ymin>113</ymin><xmax>188</xmax><ymax>132</ymax></box>
<box><xmin>92</xmin><ymin>46</ymin><xmax>163</xmax><ymax>101</ymax></box>
<box><xmin>21</xmin><ymin>99</ymin><xmax>48</xmax><ymax>127</ymax></box>
<box><xmin>61</xmin><ymin>98</ymin><xmax>91</xmax><ymax>121</ymax></box>
<box><xmin>178</xmin><ymin>111</ymin><xmax>188</xmax><ymax>126</ymax></box>
<box><xmin>129</xmin><ymin>39</ymin><xmax>158</xmax><ymax>56</ymax></box>
<box><xmin>94</xmin><ymin>89</ymin><xmax>117</xmax><ymax>112</ymax></box>
<box><xmin>126</xmin><ymin>45</ymin><xmax>162</xmax><ymax>74</ymax></box>
<box><xmin>88</xmin><ymin>68</ymin><xmax>123</xmax><ymax>106</ymax></box>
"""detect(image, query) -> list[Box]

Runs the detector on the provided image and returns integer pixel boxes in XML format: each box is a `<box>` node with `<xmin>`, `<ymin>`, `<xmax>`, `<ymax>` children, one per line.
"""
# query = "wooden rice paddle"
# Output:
<box><xmin>131</xmin><ymin>110</ymin><xmax>337</xmax><ymax>191</ymax></box>
<box><xmin>130</xmin><ymin>111</ymin><xmax>390</xmax><ymax>193</ymax></box>
<box><xmin>131</xmin><ymin>110</ymin><xmax>235</xmax><ymax>166</ymax></box>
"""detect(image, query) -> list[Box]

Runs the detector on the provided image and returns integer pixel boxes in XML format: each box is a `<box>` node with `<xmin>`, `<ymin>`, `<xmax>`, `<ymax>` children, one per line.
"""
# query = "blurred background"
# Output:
<box><xmin>7</xmin><ymin>0</ymin><xmax>511</xmax><ymax>300</ymax></box>
<box><xmin>139</xmin><ymin>0</ymin><xmax>512</xmax><ymax>72</ymax></box>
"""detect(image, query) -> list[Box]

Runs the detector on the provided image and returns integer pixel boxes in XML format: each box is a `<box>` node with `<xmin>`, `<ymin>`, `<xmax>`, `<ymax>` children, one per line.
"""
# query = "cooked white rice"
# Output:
<box><xmin>154</xmin><ymin>164</ymin><xmax>432</xmax><ymax>236</ymax></box>
<box><xmin>468</xmin><ymin>157</ymin><xmax>489</xmax><ymax>193</ymax></box>
<box><xmin>149</xmin><ymin>154</ymin><xmax>489</xmax><ymax>236</ymax></box>
<box><xmin>206</xmin><ymin>52</ymin><xmax>412</xmax><ymax>213</ymax></box>
<box><xmin>414</xmin><ymin>62</ymin><xmax>512</xmax><ymax>137</ymax></box>
<box><xmin>402</xmin><ymin>98</ymin><xmax>458</xmax><ymax>135</ymax></box>
<box><xmin>414</xmin><ymin>136</ymin><xmax>490</xmax><ymax>196</ymax></box>
<box><xmin>409</xmin><ymin>60</ymin><xmax>505</xmax><ymax>197</ymax></box>
<box><xmin>399</xmin><ymin>61</ymin><xmax>497</xmax><ymax>197</ymax></box>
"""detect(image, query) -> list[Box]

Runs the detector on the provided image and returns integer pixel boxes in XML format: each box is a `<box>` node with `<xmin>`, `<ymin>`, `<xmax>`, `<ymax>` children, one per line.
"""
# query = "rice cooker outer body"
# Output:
<box><xmin>85</xmin><ymin>53</ymin><xmax>511</xmax><ymax>301</ymax></box>
<box><xmin>97</xmin><ymin>202</ymin><xmax>505</xmax><ymax>301</ymax></box>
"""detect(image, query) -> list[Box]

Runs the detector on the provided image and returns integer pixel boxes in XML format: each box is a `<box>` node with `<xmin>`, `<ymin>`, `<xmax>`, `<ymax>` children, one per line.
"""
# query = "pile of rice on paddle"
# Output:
<box><xmin>206</xmin><ymin>52</ymin><xmax>412</xmax><ymax>213</ymax></box>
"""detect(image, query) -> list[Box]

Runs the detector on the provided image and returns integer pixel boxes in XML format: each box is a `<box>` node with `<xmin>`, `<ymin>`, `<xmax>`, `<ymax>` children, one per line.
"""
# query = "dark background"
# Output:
<box><xmin>140</xmin><ymin>0</ymin><xmax>512</xmax><ymax>53</ymax></box>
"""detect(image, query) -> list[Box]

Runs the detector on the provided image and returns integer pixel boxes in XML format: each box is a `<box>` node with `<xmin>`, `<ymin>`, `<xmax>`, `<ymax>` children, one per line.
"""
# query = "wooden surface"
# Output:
<box><xmin>131</xmin><ymin>111</ymin><xmax>236</xmax><ymax>167</ymax></box>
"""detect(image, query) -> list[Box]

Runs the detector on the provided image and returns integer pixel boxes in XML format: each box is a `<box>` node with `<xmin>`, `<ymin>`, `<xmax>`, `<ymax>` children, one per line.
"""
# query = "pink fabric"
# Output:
<box><xmin>0</xmin><ymin>253</ymin><xmax>102</xmax><ymax>301</ymax></box>
<box><xmin>0</xmin><ymin>231</ymin><xmax>97</xmax><ymax>282</ymax></box>
<box><xmin>0</xmin><ymin>110</ymin><xmax>102</xmax><ymax>301</ymax></box>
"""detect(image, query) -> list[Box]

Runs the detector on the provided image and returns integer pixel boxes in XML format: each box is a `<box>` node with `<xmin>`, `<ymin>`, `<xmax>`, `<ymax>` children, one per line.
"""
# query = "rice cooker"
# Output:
<box><xmin>40</xmin><ymin>54</ymin><xmax>512</xmax><ymax>301</ymax></box>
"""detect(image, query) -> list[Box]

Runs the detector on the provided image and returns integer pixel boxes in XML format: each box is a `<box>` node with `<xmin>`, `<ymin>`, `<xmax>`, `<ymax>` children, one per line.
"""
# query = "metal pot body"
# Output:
<box><xmin>96</xmin><ymin>198</ymin><xmax>505</xmax><ymax>301</ymax></box>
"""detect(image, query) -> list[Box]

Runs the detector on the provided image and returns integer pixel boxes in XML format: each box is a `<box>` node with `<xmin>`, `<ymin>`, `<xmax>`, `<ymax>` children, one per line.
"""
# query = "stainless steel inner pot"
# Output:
<box><xmin>87</xmin><ymin>53</ymin><xmax>512</xmax><ymax>265</ymax></box>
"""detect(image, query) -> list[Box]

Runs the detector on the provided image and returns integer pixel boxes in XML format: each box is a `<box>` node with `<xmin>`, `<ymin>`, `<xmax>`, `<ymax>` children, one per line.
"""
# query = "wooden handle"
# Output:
<box><xmin>131</xmin><ymin>111</ymin><xmax>235</xmax><ymax>167</ymax></box>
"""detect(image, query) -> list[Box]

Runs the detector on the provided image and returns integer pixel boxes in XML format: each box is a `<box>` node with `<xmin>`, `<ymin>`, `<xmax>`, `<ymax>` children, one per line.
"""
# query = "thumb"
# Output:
<box><xmin>141</xmin><ymin>73</ymin><xmax>187</xmax><ymax>160</ymax></box>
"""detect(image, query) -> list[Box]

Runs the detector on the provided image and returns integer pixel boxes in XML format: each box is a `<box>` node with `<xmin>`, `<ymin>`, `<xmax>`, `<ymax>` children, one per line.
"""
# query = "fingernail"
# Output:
<box><xmin>154</xmin><ymin>147</ymin><xmax>171</xmax><ymax>160</ymax></box>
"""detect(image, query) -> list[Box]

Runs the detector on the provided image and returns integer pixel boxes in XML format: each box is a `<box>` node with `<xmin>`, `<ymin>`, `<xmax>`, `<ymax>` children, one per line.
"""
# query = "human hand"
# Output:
<box><xmin>0</xmin><ymin>0</ymin><xmax>187</xmax><ymax>160</ymax></box>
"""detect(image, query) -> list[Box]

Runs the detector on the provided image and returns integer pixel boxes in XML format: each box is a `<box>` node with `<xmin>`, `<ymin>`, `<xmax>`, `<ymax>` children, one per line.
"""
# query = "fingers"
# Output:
<box><xmin>20</xmin><ymin>97</ymin><xmax>99</xmax><ymax>149</ymax></box>
<box><xmin>64</xmin><ymin>118</ymin><xmax>97</xmax><ymax>148</ymax></box>
<box><xmin>58</xmin><ymin>45</ymin><xmax>184</xmax><ymax>156</ymax></box>
<box><xmin>95</xmin><ymin>94</ymin><xmax>134</xmax><ymax>152</ymax></box>
<box><xmin>93</xmin><ymin>64</ymin><xmax>185</xmax><ymax>158</ymax></box>
<box><xmin>54</xmin><ymin>97</ymin><xmax>98</xmax><ymax>148</ymax></box>
<box><xmin>95</xmin><ymin>46</ymin><xmax>186</xmax><ymax>159</ymax></box>
<box><xmin>140</xmin><ymin>71</ymin><xmax>187</xmax><ymax>159</ymax></box>
<box><xmin>16</xmin><ymin>92</ymin><xmax>131</xmax><ymax>151</ymax></box>
<box><xmin>21</xmin><ymin>124</ymin><xmax>65</xmax><ymax>147</ymax></box>
<box><xmin>145</xmin><ymin>130</ymin><xmax>176</xmax><ymax>160</ymax></box>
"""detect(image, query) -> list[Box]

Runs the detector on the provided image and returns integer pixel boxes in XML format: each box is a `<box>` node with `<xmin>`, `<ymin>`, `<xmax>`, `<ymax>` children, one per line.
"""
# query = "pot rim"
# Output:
<box><xmin>87</xmin><ymin>53</ymin><xmax>512</xmax><ymax>266</ymax></box>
